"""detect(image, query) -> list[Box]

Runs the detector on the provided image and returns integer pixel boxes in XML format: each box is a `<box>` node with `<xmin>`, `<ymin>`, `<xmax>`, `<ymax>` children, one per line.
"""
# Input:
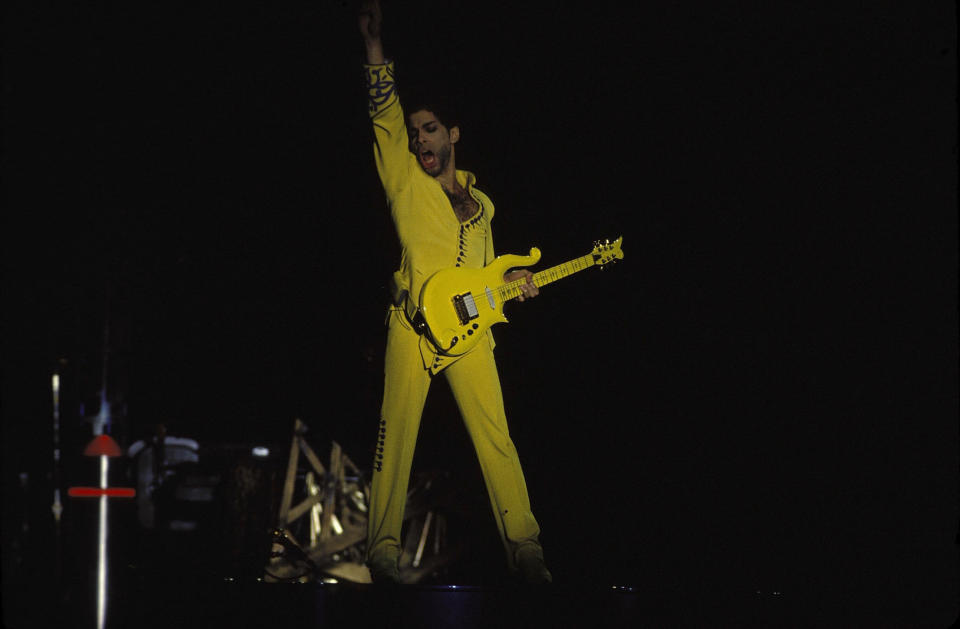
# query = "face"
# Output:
<box><xmin>407</xmin><ymin>109</ymin><xmax>459</xmax><ymax>177</ymax></box>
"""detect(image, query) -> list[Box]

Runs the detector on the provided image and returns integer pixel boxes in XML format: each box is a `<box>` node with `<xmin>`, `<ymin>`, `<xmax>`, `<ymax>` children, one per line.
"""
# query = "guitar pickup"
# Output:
<box><xmin>452</xmin><ymin>293</ymin><xmax>479</xmax><ymax>325</ymax></box>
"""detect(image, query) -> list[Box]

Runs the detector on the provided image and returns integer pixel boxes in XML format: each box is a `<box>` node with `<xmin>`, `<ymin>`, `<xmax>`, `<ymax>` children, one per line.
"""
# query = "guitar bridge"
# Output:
<box><xmin>452</xmin><ymin>293</ymin><xmax>479</xmax><ymax>325</ymax></box>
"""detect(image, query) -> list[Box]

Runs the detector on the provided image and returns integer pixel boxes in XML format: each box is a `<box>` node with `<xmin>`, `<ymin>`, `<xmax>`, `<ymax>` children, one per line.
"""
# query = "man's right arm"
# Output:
<box><xmin>358</xmin><ymin>0</ymin><xmax>385</xmax><ymax>64</ymax></box>
<box><xmin>359</xmin><ymin>0</ymin><xmax>411</xmax><ymax>200</ymax></box>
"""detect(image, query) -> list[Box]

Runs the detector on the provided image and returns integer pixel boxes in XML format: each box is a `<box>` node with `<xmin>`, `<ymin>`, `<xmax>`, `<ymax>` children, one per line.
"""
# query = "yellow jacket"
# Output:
<box><xmin>364</xmin><ymin>61</ymin><xmax>496</xmax><ymax>307</ymax></box>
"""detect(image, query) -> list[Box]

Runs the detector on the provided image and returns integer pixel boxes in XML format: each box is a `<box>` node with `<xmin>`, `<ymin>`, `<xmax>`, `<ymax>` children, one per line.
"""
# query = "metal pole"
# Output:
<box><xmin>97</xmin><ymin>454</ymin><xmax>109</xmax><ymax>629</ymax></box>
<box><xmin>51</xmin><ymin>366</ymin><xmax>64</xmax><ymax>586</ymax></box>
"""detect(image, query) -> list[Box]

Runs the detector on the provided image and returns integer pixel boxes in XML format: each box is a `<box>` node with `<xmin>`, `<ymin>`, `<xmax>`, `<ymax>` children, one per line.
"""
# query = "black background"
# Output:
<box><xmin>3</xmin><ymin>0</ymin><xmax>957</xmax><ymax>622</ymax></box>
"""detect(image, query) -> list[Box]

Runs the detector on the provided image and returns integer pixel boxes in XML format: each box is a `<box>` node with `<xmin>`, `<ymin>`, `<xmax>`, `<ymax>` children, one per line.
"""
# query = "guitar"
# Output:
<box><xmin>414</xmin><ymin>237</ymin><xmax>624</xmax><ymax>356</ymax></box>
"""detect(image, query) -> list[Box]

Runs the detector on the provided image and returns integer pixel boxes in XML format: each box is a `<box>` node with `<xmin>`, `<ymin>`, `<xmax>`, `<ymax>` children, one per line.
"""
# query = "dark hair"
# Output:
<box><xmin>402</xmin><ymin>82</ymin><xmax>462</xmax><ymax>130</ymax></box>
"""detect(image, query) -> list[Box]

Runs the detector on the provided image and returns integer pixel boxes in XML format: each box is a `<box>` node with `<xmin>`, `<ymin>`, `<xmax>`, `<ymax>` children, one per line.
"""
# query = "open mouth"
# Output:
<box><xmin>419</xmin><ymin>150</ymin><xmax>437</xmax><ymax>170</ymax></box>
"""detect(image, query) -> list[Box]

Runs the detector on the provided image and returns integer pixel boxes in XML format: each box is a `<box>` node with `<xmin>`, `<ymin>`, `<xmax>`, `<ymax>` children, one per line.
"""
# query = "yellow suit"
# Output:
<box><xmin>363</xmin><ymin>61</ymin><xmax>544</xmax><ymax>577</ymax></box>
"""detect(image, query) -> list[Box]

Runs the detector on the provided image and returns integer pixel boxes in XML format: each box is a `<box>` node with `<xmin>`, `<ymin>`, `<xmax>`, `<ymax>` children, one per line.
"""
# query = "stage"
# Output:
<box><xmin>3</xmin><ymin>430</ymin><xmax>956</xmax><ymax>629</ymax></box>
<box><xmin>6</xmin><ymin>562</ymin><xmax>957</xmax><ymax>628</ymax></box>
<box><xmin>3</xmin><ymin>1</ymin><xmax>959</xmax><ymax>627</ymax></box>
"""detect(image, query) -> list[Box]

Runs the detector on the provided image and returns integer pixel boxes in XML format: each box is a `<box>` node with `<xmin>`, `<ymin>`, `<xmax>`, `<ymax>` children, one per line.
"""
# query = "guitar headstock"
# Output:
<box><xmin>591</xmin><ymin>236</ymin><xmax>624</xmax><ymax>268</ymax></box>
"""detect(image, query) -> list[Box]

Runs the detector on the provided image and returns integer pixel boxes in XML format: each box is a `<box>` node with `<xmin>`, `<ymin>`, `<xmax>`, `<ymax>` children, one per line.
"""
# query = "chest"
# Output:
<box><xmin>443</xmin><ymin>186</ymin><xmax>480</xmax><ymax>222</ymax></box>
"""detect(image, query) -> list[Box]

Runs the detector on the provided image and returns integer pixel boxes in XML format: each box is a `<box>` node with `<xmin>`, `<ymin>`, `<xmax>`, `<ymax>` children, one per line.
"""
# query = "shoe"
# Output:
<box><xmin>515</xmin><ymin>544</ymin><xmax>553</xmax><ymax>585</ymax></box>
<box><xmin>367</xmin><ymin>556</ymin><xmax>401</xmax><ymax>585</ymax></box>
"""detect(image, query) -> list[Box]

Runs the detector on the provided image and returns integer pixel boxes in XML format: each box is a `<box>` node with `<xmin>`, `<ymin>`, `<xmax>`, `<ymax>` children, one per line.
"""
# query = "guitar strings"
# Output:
<box><xmin>496</xmin><ymin>254</ymin><xmax>595</xmax><ymax>302</ymax></box>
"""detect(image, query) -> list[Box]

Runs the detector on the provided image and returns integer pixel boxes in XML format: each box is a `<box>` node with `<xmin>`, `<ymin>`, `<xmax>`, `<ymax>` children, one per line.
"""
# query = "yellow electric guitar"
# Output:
<box><xmin>415</xmin><ymin>237</ymin><xmax>624</xmax><ymax>356</ymax></box>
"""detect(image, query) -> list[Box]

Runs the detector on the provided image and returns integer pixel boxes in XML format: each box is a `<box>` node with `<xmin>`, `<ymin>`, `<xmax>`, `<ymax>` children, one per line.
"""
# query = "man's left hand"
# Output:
<box><xmin>504</xmin><ymin>270</ymin><xmax>539</xmax><ymax>302</ymax></box>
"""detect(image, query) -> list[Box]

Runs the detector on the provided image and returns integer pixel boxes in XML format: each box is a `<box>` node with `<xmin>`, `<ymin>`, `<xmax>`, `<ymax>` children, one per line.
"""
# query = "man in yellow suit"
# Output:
<box><xmin>358</xmin><ymin>0</ymin><xmax>552</xmax><ymax>585</ymax></box>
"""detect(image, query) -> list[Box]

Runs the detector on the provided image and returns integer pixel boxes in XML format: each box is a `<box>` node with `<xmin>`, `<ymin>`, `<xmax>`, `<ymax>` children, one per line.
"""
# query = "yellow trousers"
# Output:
<box><xmin>366</xmin><ymin>308</ymin><xmax>542</xmax><ymax>571</ymax></box>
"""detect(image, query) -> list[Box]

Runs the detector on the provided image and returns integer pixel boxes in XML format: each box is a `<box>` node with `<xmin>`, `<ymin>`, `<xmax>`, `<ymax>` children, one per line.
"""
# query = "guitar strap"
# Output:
<box><xmin>393</xmin><ymin>288</ymin><xmax>427</xmax><ymax>336</ymax></box>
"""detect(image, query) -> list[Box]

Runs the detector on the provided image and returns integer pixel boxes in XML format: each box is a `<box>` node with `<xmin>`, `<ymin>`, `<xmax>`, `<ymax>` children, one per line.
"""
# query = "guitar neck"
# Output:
<box><xmin>500</xmin><ymin>253</ymin><xmax>596</xmax><ymax>302</ymax></box>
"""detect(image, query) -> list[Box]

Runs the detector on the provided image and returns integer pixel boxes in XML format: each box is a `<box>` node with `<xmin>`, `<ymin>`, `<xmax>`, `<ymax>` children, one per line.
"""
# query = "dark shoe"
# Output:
<box><xmin>515</xmin><ymin>544</ymin><xmax>553</xmax><ymax>585</ymax></box>
<box><xmin>367</xmin><ymin>556</ymin><xmax>401</xmax><ymax>585</ymax></box>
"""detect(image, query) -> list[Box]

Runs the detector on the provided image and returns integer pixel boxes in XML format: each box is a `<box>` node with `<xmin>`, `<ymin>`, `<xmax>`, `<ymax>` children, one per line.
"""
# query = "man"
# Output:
<box><xmin>358</xmin><ymin>0</ymin><xmax>552</xmax><ymax>585</ymax></box>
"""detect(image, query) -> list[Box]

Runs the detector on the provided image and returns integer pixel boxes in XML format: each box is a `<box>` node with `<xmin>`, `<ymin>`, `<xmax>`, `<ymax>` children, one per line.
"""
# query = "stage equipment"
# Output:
<box><xmin>67</xmin><ymin>434</ymin><xmax>136</xmax><ymax>629</ymax></box>
<box><xmin>264</xmin><ymin>419</ymin><xmax>369</xmax><ymax>583</ymax></box>
<box><xmin>128</xmin><ymin>432</ymin><xmax>215</xmax><ymax>531</ymax></box>
<box><xmin>50</xmin><ymin>361</ymin><xmax>66</xmax><ymax>587</ymax></box>
<box><xmin>51</xmin><ymin>367</ymin><xmax>64</xmax><ymax>524</ymax></box>
<box><xmin>394</xmin><ymin>470</ymin><xmax>464</xmax><ymax>584</ymax></box>
<box><xmin>264</xmin><ymin>420</ymin><xmax>462</xmax><ymax>584</ymax></box>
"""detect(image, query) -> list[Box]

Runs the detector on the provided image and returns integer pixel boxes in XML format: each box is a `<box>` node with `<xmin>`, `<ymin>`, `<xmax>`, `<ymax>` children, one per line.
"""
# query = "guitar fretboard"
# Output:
<box><xmin>498</xmin><ymin>254</ymin><xmax>595</xmax><ymax>302</ymax></box>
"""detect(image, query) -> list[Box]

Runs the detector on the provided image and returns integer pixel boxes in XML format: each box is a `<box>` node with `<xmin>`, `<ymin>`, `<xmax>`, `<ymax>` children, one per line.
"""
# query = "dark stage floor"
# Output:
<box><xmin>7</xmin><ymin>566</ymin><xmax>956</xmax><ymax>629</ymax></box>
<box><xmin>3</xmin><ymin>440</ymin><xmax>958</xmax><ymax>628</ymax></box>
<box><xmin>5</xmin><ymin>518</ymin><xmax>957</xmax><ymax>629</ymax></box>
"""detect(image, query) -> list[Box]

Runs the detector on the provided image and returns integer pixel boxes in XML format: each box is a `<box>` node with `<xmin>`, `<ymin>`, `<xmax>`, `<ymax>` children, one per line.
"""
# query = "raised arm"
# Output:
<box><xmin>358</xmin><ymin>0</ymin><xmax>415</xmax><ymax>201</ymax></box>
<box><xmin>358</xmin><ymin>0</ymin><xmax>385</xmax><ymax>64</ymax></box>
